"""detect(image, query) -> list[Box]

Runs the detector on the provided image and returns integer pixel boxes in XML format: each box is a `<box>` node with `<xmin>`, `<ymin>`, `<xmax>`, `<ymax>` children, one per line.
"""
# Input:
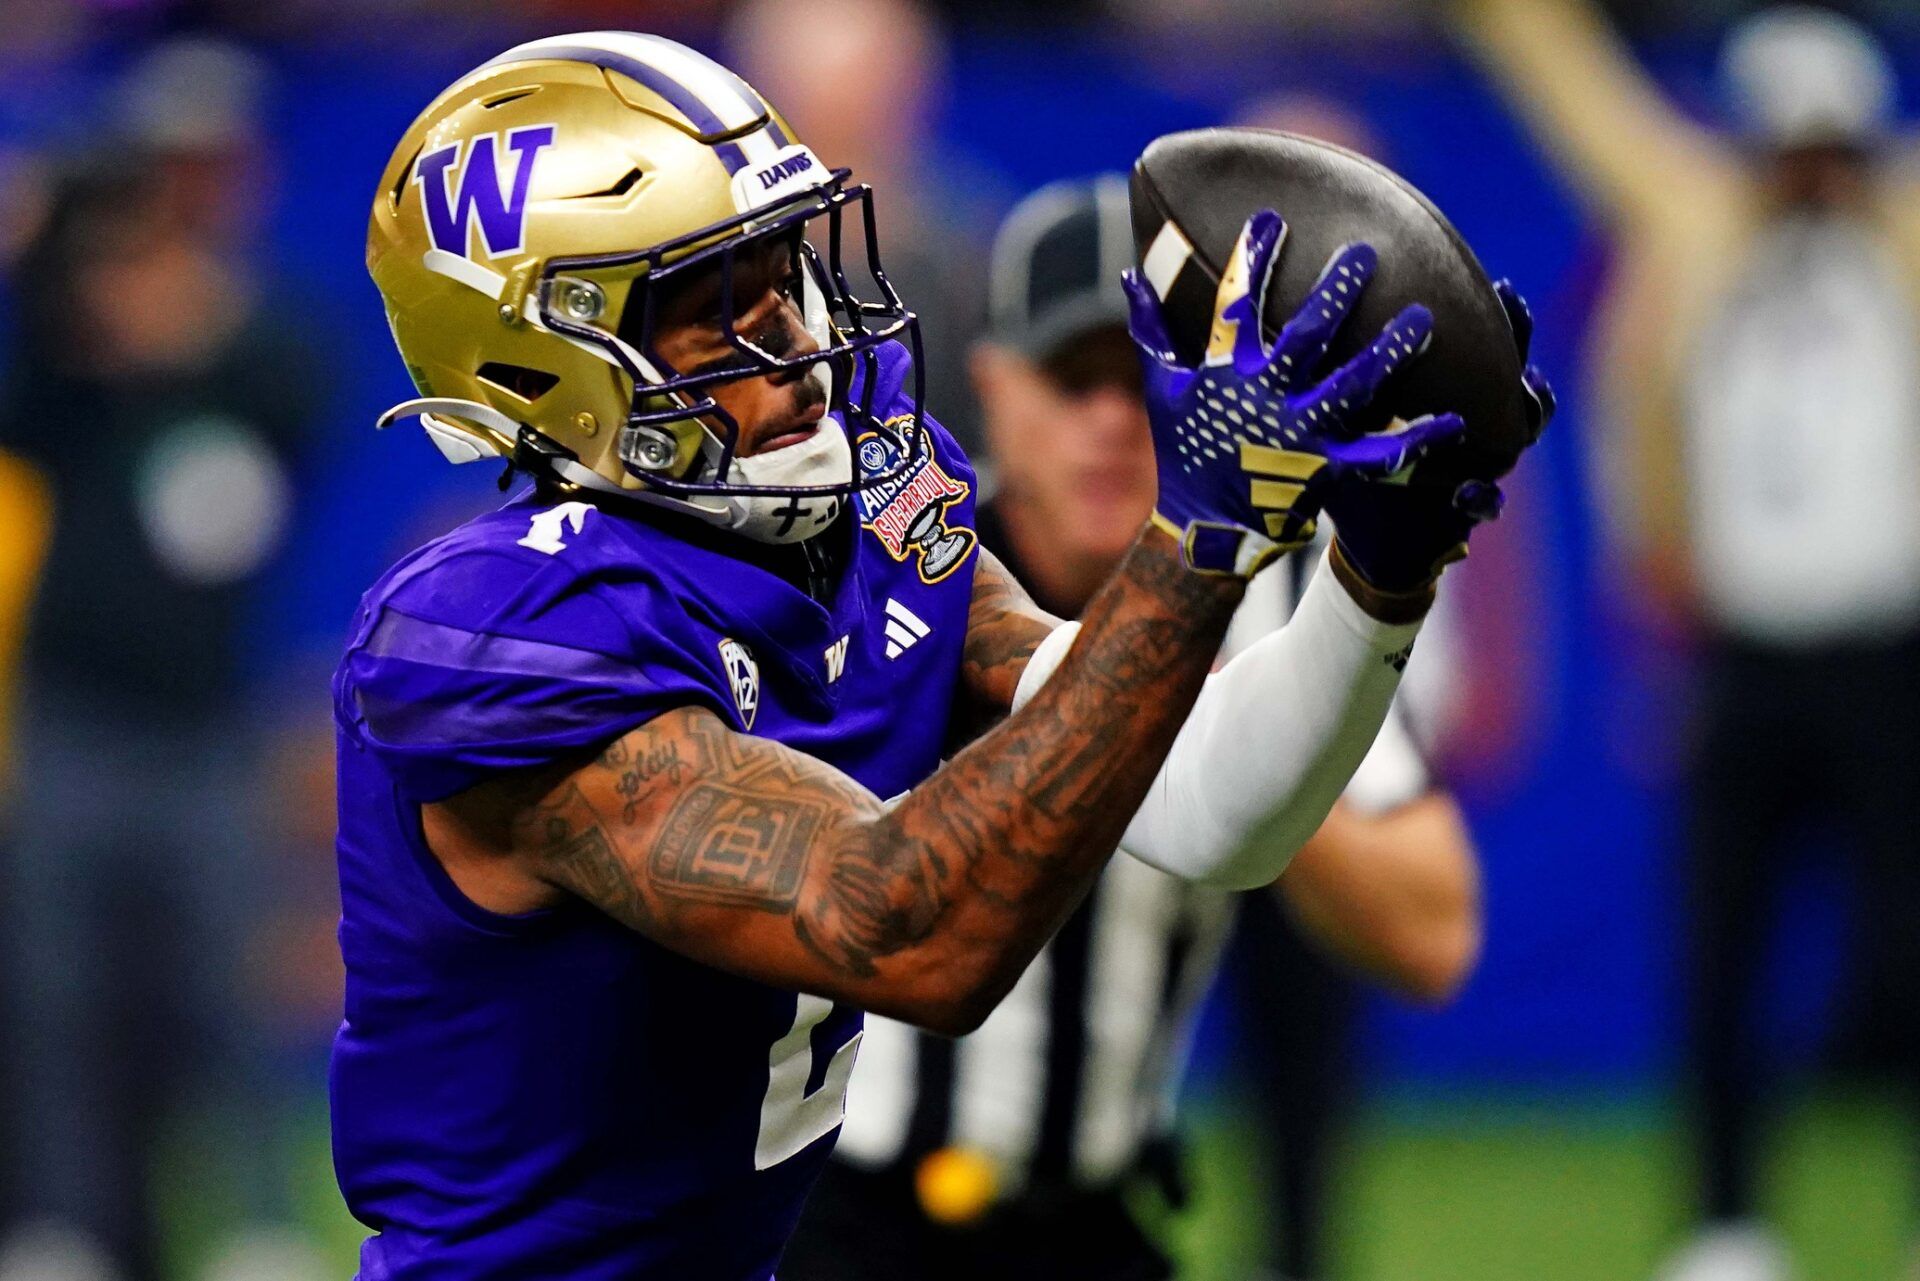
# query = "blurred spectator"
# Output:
<box><xmin>781</xmin><ymin>177</ymin><xmax>1480</xmax><ymax>1281</ymax></box>
<box><xmin>1234</xmin><ymin>91</ymin><xmax>1382</xmax><ymax>155</ymax></box>
<box><xmin>0</xmin><ymin>39</ymin><xmax>329</xmax><ymax>1281</ymax></box>
<box><xmin>1104</xmin><ymin>0</ymin><xmax>1415</xmax><ymax>39</ymax></box>
<box><xmin>725</xmin><ymin>0</ymin><xmax>996</xmax><ymax>454</ymax></box>
<box><xmin>112</xmin><ymin>38</ymin><xmax>272</xmax><ymax>245</ymax></box>
<box><xmin>0</xmin><ymin>460</ymin><xmax>50</xmax><ymax>788</ymax></box>
<box><xmin>1458</xmin><ymin>2</ymin><xmax>1920</xmax><ymax>1278</ymax></box>
<box><xmin>0</xmin><ymin>0</ymin><xmax>85</xmax><ymax>68</ymax></box>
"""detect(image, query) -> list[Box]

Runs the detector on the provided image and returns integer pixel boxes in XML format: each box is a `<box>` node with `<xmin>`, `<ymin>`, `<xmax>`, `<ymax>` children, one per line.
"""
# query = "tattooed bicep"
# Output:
<box><xmin>955</xmin><ymin>548</ymin><xmax>1066</xmax><ymax>744</ymax></box>
<box><xmin>506</xmin><ymin>706</ymin><xmax>883</xmax><ymax>937</ymax></box>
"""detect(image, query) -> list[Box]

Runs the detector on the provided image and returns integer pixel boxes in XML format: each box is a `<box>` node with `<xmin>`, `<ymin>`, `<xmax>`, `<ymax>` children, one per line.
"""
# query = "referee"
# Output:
<box><xmin>1458</xmin><ymin>6</ymin><xmax>1920</xmax><ymax>1276</ymax></box>
<box><xmin>780</xmin><ymin>177</ymin><xmax>1484</xmax><ymax>1281</ymax></box>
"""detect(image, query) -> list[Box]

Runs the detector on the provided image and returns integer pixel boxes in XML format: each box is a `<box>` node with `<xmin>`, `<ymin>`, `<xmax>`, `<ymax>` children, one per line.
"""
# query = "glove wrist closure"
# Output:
<box><xmin>1329</xmin><ymin>538</ymin><xmax>1440</xmax><ymax>625</ymax></box>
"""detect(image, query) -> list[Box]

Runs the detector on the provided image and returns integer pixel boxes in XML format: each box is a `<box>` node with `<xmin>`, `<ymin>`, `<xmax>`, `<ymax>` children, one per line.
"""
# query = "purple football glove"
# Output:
<box><xmin>1498</xmin><ymin>278</ymin><xmax>1558</xmax><ymax>447</ymax></box>
<box><xmin>1123</xmin><ymin>208</ymin><xmax>1466</xmax><ymax>578</ymax></box>
<box><xmin>1323</xmin><ymin>277</ymin><xmax>1558</xmax><ymax>594</ymax></box>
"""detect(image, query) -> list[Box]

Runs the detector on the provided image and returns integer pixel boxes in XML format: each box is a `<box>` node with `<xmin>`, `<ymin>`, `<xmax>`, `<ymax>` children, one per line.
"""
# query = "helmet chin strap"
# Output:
<box><xmin>715</xmin><ymin>417</ymin><xmax>851</xmax><ymax>545</ymax></box>
<box><xmin>701</xmin><ymin>359</ymin><xmax>849</xmax><ymax>546</ymax></box>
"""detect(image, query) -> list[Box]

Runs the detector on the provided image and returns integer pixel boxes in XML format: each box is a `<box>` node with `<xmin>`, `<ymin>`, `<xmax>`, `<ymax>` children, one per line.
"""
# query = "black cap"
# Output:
<box><xmin>987</xmin><ymin>174</ymin><xmax>1134</xmax><ymax>361</ymax></box>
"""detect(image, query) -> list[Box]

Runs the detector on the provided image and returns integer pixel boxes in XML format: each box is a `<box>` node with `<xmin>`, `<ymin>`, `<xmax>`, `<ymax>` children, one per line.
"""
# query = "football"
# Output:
<box><xmin>1130</xmin><ymin>127</ymin><xmax>1534</xmax><ymax>483</ymax></box>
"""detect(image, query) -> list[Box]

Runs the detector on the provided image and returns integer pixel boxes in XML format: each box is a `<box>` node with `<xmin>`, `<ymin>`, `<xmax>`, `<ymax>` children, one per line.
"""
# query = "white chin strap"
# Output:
<box><xmin>715</xmin><ymin>408</ymin><xmax>852</xmax><ymax>545</ymax></box>
<box><xmin>703</xmin><ymin>356</ymin><xmax>850</xmax><ymax>545</ymax></box>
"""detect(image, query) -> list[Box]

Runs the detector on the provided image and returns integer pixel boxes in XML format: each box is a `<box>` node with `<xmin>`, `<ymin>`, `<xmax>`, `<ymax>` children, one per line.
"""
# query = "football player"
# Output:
<box><xmin>335</xmin><ymin>32</ymin><xmax>1542</xmax><ymax>1280</ymax></box>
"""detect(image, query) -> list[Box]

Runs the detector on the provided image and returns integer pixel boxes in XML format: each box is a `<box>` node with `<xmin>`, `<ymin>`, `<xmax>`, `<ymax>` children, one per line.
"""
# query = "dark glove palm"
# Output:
<box><xmin>1324</xmin><ymin>280</ymin><xmax>1556</xmax><ymax>592</ymax></box>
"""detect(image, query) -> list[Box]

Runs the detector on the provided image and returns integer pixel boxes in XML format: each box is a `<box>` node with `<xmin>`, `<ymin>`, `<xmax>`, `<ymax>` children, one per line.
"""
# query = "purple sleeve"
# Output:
<box><xmin>336</xmin><ymin>548</ymin><xmax>724</xmax><ymax>803</ymax></box>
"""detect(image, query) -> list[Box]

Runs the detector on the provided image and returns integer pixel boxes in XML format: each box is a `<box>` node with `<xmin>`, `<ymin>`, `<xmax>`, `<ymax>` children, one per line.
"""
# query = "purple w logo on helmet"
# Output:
<box><xmin>414</xmin><ymin>125</ymin><xmax>557</xmax><ymax>260</ymax></box>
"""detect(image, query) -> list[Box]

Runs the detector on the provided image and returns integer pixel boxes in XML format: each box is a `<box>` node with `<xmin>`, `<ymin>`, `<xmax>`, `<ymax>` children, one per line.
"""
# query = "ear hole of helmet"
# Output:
<box><xmin>475</xmin><ymin>361</ymin><xmax>560</xmax><ymax>403</ymax></box>
<box><xmin>621</xmin><ymin>422</ymin><xmax>685</xmax><ymax>474</ymax></box>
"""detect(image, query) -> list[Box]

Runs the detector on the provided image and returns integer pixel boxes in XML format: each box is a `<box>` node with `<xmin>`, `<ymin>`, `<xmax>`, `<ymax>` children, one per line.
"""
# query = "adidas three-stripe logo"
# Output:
<box><xmin>883</xmin><ymin>598</ymin><xmax>931</xmax><ymax>660</ymax></box>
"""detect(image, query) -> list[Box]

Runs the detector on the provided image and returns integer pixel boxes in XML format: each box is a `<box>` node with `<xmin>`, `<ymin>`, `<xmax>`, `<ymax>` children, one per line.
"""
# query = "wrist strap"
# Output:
<box><xmin>1329</xmin><ymin>538</ymin><xmax>1438</xmax><ymax>625</ymax></box>
<box><xmin>1151</xmin><ymin>512</ymin><xmax>1285</xmax><ymax>579</ymax></box>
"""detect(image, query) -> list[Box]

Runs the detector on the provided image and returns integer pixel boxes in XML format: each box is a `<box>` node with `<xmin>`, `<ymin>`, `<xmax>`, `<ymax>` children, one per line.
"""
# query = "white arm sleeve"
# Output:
<box><xmin>1011</xmin><ymin>550</ymin><xmax>1424</xmax><ymax>890</ymax></box>
<box><xmin>1341</xmin><ymin>701</ymin><xmax>1433</xmax><ymax>817</ymax></box>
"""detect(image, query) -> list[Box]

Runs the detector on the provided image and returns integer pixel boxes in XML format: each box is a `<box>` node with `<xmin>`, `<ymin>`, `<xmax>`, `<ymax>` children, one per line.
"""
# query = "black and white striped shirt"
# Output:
<box><xmin>833</xmin><ymin>515</ymin><xmax>1435</xmax><ymax>1193</ymax></box>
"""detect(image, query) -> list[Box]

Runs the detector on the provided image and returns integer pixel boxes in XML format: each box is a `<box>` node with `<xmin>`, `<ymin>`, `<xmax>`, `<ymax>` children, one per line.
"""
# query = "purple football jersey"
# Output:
<box><xmin>330</xmin><ymin>344</ymin><xmax>979</xmax><ymax>1279</ymax></box>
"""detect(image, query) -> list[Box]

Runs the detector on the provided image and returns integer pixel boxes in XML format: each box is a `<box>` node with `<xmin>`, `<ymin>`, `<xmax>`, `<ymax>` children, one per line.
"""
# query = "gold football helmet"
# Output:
<box><xmin>368</xmin><ymin>32</ymin><xmax>925</xmax><ymax>542</ymax></box>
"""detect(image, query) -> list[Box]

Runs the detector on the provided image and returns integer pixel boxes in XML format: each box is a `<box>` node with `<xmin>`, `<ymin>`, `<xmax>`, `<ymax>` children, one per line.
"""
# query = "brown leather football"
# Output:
<box><xmin>1131</xmin><ymin>127</ymin><xmax>1533</xmax><ymax>483</ymax></box>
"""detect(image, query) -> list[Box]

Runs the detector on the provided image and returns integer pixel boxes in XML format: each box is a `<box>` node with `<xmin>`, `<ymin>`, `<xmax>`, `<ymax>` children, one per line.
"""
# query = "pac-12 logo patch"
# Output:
<box><xmin>415</xmin><ymin>124</ymin><xmax>556</xmax><ymax>260</ymax></box>
<box><xmin>853</xmin><ymin>421</ymin><xmax>976</xmax><ymax>584</ymax></box>
<box><xmin>718</xmin><ymin>637</ymin><xmax>760</xmax><ymax>731</ymax></box>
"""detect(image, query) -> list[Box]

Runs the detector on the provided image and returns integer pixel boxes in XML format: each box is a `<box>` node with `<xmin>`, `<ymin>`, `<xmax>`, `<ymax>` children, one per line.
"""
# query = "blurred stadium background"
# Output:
<box><xmin>1</xmin><ymin>0</ymin><xmax>1917</xmax><ymax>1278</ymax></box>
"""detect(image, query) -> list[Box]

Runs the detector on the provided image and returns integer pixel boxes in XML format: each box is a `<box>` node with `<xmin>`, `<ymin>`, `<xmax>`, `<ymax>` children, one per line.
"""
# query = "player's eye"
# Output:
<box><xmin>771</xmin><ymin>234</ymin><xmax>806</xmax><ymax>301</ymax></box>
<box><xmin>647</xmin><ymin>260</ymin><xmax>726</xmax><ymax>333</ymax></box>
<box><xmin>695</xmin><ymin>348</ymin><xmax>762</xmax><ymax>377</ymax></box>
<box><xmin>778</xmin><ymin>255</ymin><xmax>805</xmax><ymax>304</ymax></box>
<box><xmin>752</xmin><ymin>313</ymin><xmax>799</xmax><ymax>359</ymax></box>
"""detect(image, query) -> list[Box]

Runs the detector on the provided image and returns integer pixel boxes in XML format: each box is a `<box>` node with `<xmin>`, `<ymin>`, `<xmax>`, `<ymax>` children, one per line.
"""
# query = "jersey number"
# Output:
<box><xmin>517</xmin><ymin>501</ymin><xmax>594</xmax><ymax>555</ymax></box>
<box><xmin>755</xmin><ymin>994</ymin><xmax>862</xmax><ymax>1170</ymax></box>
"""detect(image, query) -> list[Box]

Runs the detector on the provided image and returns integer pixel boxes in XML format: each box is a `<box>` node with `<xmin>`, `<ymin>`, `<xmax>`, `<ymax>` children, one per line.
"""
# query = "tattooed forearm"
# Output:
<box><xmin>496</xmin><ymin>526</ymin><xmax>1240</xmax><ymax>1029</ymax></box>
<box><xmin>791</xmin><ymin>834</ymin><xmax>949</xmax><ymax>978</ymax></box>
<box><xmin>790</xmin><ymin>528</ymin><xmax>1240</xmax><ymax>996</ymax></box>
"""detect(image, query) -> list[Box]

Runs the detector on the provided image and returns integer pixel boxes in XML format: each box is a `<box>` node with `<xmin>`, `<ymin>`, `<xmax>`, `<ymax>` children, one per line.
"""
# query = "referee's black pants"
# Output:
<box><xmin>1683</xmin><ymin>629</ymin><xmax>1920</xmax><ymax>1223</ymax></box>
<box><xmin>1229</xmin><ymin>888</ymin><xmax>1356</xmax><ymax>1281</ymax></box>
<box><xmin>780</xmin><ymin>1160</ymin><xmax>1173</xmax><ymax>1281</ymax></box>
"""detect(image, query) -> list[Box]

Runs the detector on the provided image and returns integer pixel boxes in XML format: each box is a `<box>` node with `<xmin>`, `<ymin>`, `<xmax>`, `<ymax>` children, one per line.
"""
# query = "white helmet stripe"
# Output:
<box><xmin>619</xmin><ymin>32</ymin><xmax>769</xmax><ymax>124</ymax></box>
<box><xmin>485</xmin><ymin>31</ymin><xmax>766</xmax><ymax>133</ymax></box>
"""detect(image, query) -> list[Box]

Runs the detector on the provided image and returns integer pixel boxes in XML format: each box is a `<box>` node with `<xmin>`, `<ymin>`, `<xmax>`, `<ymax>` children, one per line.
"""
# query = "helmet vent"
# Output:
<box><xmin>476</xmin><ymin>362</ymin><xmax>560</xmax><ymax>403</ymax></box>
<box><xmin>388</xmin><ymin>143</ymin><xmax>423</xmax><ymax>213</ymax></box>
<box><xmin>480</xmin><ymin>87</ymin><xmax>539</xmax><ymax>110</ymax></box>
<box><xmin>568</xmin><ymin>169</ymin><xmax>645</xmax><ymax>200</ymax></box>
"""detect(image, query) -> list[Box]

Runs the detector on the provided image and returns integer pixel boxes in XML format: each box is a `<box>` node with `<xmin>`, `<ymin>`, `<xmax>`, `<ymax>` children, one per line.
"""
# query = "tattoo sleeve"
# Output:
<box><xmin>452</xmin><ymin>527</ymin><xmax>1243</xmax><ymax>1031</ymax></box>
